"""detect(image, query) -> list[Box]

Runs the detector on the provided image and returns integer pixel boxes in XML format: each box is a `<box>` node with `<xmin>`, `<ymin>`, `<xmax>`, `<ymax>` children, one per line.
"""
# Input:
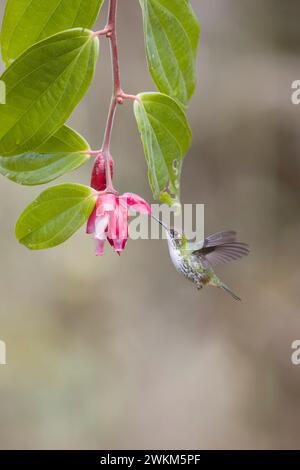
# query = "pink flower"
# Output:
<box><xmin>87</xmin><ymin>193</ymin><xmax>152</xmax><ymax>255</ymax></box>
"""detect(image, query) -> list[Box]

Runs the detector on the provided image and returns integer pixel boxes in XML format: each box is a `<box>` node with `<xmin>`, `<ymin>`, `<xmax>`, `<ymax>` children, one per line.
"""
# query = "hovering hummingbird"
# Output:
<box><xmin>154</xmin><ymin>217</ymin><xmax>249</xmax><ymax>301</ymax></box>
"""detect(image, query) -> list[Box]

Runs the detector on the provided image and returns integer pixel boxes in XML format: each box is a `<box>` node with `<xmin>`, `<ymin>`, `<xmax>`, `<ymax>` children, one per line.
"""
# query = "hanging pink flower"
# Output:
<box><xmin>87</xmin><ymin>192</ymin><xmax>152</xmax><ymax>255</ymax></box>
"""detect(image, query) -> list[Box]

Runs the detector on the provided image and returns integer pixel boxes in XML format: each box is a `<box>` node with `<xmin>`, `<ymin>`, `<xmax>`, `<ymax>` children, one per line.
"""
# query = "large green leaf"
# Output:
<box><xmin>16</xmin><ymin>184</ymin><xmax>96</xmax><ymax>250</ymax></box>
<box><xmin>0</xmin><ymin>28</ymin><xmax>99</xmax><ymax>156</ymax></box>
<box><xmin>134</xmin><ymin>92</ymin><xmax>192</xmax><ymax>206</ymax></box>
<box><xmin>1</xmin><ymin>0</ymin><xmax>104</xmax><ymax>65</ymax></box>
<box><xmin>139</xmin><ymin>0</ymin><xmax>200</xmax><ymax>105</ymax></box>
<box><xmin>0</xmin><ymin>126</ymin><xmax>90</xmax><ymax>185</ymax></box>
<box><xmin>38</xmin><ymin>125</ymin><xmax>89</xmax><ymax>153</ymax></box>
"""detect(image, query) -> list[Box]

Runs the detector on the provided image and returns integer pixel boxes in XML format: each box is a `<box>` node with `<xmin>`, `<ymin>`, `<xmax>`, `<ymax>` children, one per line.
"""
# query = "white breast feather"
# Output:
<box><xmin>167</xmin><ymin>238</ymin><xmax>183</xmax><ymax>273</ymax></box>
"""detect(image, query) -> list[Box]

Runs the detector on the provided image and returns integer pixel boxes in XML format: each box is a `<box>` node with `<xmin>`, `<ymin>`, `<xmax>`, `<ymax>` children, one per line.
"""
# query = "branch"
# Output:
<box><xmin>95</xmin><ymin>0</ymin><xmax>117</xmax><ymax>194</ymax></box>
<box><xmin>93</xmin><ymin>0</ymin><xmax>139</xmax><ymax>194</ymax></box>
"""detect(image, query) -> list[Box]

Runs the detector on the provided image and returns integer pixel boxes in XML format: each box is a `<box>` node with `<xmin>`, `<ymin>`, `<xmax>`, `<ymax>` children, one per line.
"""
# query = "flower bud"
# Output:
<box><xmin>91</xmin><ymin>153</ymin><xmax>114</xmax><ymax>191</ymax></box>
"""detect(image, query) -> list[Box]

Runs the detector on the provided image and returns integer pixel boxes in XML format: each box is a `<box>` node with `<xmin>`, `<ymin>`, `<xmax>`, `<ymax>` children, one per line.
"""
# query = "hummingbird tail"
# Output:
<box><xmin>220</xmin><ymin>284</ymin><xmax>241</xmax><ymax>301</ymax></box>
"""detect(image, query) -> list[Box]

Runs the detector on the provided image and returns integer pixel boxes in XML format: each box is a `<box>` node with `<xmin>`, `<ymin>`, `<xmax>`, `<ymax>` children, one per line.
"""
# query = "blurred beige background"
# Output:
<box><xmin>1</xmin><ymin>0</ymin><xmax>300</xmax><ymax>450</ymax></box>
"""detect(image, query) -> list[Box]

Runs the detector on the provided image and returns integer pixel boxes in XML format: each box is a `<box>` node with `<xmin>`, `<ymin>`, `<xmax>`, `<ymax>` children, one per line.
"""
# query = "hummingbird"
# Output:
<box><xmin>153</xmin><ymin>217</ymin><xmax>249</xmax><ymax>301</ymax></box>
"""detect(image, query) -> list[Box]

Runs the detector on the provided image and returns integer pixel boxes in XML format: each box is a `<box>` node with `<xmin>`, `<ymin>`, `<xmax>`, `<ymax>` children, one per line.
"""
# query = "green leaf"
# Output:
<box><xmin>1</xmin><ymin>0</ymin><xmax>104</xmax><ymax>65</ymax></box>
<box><xmin>0</xmin><ymin>126</ymin><xmax>90</xmax><ymax>186</ymax></box>
<box><xmin>38</xmin><ymin>125</ymin><xmax>89</xmax><ymax>153</ymax></box>
<box><xmin>0</xmin><ymin>28</ymin><xmax>99</xmax><ymax>156</ymax></box>
<box><xmin>0</xmin><ymin>151</ymin><xmax>90</xmax><ymax>186</ymax></box>
<box><xmin>139</xmin><ymin>0</ymin><xmax>200</xmax><ymax>105</ymax></box>
<box><xmin>16</xmin><ymin>184</ymin><xmax>96</xmax><ymax>250</ymax></box>
<box><xmin>134</xmin><ymin>92</ymin><xmax>192</xmax><ymax>206</ymax></box>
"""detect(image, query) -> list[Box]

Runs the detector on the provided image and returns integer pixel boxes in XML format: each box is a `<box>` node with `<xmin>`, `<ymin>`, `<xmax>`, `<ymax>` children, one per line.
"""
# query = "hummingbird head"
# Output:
<box><xmin>168</xmin><ymin>228</ymin><xmax>184</xmax><ymax>249</ymax></box>
<box><xmin>151</xmin><ymin>215</ymin><xmax>184</xmax><ymax>250</ymax></box>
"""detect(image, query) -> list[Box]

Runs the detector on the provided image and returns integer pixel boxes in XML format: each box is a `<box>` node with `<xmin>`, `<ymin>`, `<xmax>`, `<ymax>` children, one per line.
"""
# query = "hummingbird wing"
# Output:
<box><xmin>185</xmin><ymin>231</ymin><xmax>237</xmax><ymax>252</ymax></box>
<box><xmin>203</xmin><ymin>231</ymin><xmax>237</xmax><ymax>247</ymax></box>
<box><xmin>193</xmin><ymin>241</ymin><xmax>249</xmax><ymax>268</ymax></box>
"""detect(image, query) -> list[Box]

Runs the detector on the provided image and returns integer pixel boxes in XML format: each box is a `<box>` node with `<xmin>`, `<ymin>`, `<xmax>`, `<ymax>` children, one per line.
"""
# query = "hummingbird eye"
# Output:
<box><xmin>170</xmin><ymin>229</ymin><xmax>179</xmax><ymax>240</ymax></box>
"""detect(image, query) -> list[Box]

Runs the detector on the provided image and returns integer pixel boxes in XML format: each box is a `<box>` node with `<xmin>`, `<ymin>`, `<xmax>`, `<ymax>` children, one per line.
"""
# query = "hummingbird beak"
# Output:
<box><xmin>151</xmin><ymin>214</ymin><xmax>170</xmax><ymax>233</ymax></box>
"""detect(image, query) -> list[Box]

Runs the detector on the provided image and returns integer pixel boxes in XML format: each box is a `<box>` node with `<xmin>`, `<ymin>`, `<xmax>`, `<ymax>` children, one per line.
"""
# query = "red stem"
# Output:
<box><xmin>100</xmin><ymin>0</ymin><xmax>121</xmax><ymax>194</ymax></box>
<box><xmin>108</xmin><ymin>0</ymin><xmax>121</xmax><ymax>96</ymax></box>
<box><xmin>96</xmin><ymin>0</ymin><xmax>139</xmax><ymax>194</ymax></box>
<box><xmin>92</xmin><ymin>0</ymin><xmax>140</xmax><ymax>194</ymax></box>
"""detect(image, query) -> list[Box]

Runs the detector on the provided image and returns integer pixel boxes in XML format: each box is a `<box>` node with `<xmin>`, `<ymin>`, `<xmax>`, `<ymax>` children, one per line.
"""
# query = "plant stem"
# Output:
<box><xmin>100</xmin><ymin>0</ymin><xmax>121</xmax><ymax>194</ymax></box>
<box><xmin>95</xmin><ymin>0</ymin><xmax>138</xmax><ymax>194</ymax></box>
<box><xmin>108</xmin><ymin>0</ymin><xmax>121</xmax><ymax>97</ymax></box>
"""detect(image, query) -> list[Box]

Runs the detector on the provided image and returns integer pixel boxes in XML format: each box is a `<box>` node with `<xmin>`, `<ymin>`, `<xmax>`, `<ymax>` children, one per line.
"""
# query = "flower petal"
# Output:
<box><xmin>107</xmin><ymin>199</ymin><xmax>128</xmax><ymax>253</ymax></box>
<box><xmin>95</xmin><ymin>239</ymin><xmax>106</xmax><ymax>256</ymax></box>
<box><xmin>96</xmin><ymin>193</ymin><xmax>116</xmax><ymax>216</ymax></box>
<box><xmin>86</xmin><ymin>207</ymin><xmax>96</xmax><ymax>234</ymax></box>
<box><xmin>120</xmin><ymin>193</ymin><xmax>152</xmax><ymax>215</ymax></box>
<box><xmin>95</xmin><ymin>213</ymin><xmax>109</xmax><ymax>240</ymax></box>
